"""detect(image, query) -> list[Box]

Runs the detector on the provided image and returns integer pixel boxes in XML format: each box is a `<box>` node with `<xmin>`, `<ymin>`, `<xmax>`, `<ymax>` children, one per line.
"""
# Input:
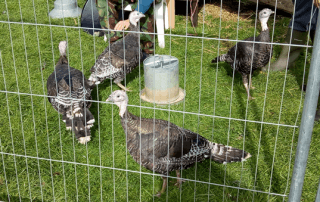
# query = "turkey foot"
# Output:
<box><xmin>154</xmin><ymin>177</ymin><xmax>167</xmax><ymax>198</ymax></box>
<box><xmin>116</xmin><ymin>82</ymin><xmax>131</xmax><ymax>92</ymax></box>
<box><xmin>171</xmin><ymin>170</ymin><xmax>185</xmax><ymax>188</ymax></box>
<box><xmin>174</xmin><ymin>179</ymin><xmax>185</xmax><ymax>188</ymax></box>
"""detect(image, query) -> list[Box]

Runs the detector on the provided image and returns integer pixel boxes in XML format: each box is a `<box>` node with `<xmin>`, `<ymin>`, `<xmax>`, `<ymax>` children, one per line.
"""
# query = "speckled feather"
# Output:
<box><xmin>89</xmin><ymin>23</ymin><xmax>142</xmax><ymax>84</ymax></box>
<box><xmin>47</xmin><ymin>64</ymin><xmax>94</xmax><ymax>115</ymax></box>
<box><xmin>47</xmin><ymin>41</ymin><xmax>95</xmax><ymax>143</ymax></box>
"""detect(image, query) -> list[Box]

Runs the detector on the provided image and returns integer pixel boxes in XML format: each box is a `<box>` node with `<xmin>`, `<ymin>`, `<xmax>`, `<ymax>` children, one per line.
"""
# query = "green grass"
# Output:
<box><xmin>0</xmin><ymin>0</ymin><xmax>320</xmax><ymax>201</ymax></box>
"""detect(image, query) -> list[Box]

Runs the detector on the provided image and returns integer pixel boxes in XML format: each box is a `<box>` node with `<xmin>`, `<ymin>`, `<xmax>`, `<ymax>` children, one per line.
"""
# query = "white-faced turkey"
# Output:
<box><xmin>211</xmin><ymin>8</ymin><xmax>274</xmax><ymax>100</ymax></box>
<box><xmin>89</xmin><ymin>11</ymin><xmax>146</xmax><ymax>91</ymax></box>
<box><xmin>106</xmin><ymin>90</ymin><xmax>251</xmax><ymax>197</ymax></box>
<box><xmin>47</xmin><ymin>41</ymin><xmax>95</xmax><ymax>144</ymax></box>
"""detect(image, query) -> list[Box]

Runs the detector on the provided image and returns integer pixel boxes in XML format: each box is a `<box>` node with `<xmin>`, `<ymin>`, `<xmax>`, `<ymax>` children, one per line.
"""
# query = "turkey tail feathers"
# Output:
<box><xmin>58</xmin><ymin>41</ymin><xmax>68</xmax><ymax>65</ymax></box>
<box><xmin>59</xmin><ymin>41</ymin><xmax>67</xmax><ymax>56</ymax></box>
<box><xmin>209</xmin><ymin>142</ymin><xmax>251</xmax><ymax>164</ymax></box>
<box><xmin>63</xmin><ymin>108</ymin><xmax>95</xmax><ymax>144</ymax></box>
<box><xmin>88</xmin><ymin>74</ymin><xmax>100</xmax><ymax>85</ymax></box>
<box><xmin>211</xmin><ymin>54</ymin><xmax>227</xmax><ymax>63</ymax></box>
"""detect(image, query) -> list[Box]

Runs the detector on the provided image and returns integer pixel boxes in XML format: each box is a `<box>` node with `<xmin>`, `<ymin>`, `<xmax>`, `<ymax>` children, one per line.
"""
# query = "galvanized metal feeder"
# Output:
<box><xmin>140</xmin><ymin>55</ymin><xmax>185</xmax><ymax>105</ymax></box>
<box><xmin>49</xmin><ymin>0</ymin><xmax>82</xmax><ymax>19</ymax></box>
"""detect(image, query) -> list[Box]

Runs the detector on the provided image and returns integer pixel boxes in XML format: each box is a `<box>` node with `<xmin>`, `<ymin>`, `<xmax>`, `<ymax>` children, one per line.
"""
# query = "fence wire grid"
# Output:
<box><xmin>0</xmin><ymin>0</ymin><xmax>319</xmax><ymax>201</ymax></box>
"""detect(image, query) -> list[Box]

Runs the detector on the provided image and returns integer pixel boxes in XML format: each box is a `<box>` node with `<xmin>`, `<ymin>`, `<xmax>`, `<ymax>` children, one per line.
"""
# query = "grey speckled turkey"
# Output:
<box><xmin>89</xmin><ymin>11</ymin><xmax>145</xmax><ymax>91</ymax></box>
<box><xmin>47</xmin><ymin>41</ymin><xmax>95</xmax><ymax>144</ymax></box>
<box><xmin>106</xmin><ymin>90</ymin><xmax>251</xmax><ymax>197</ymax></box>
<box><xmin>211</xmin><ymin>8</ymin><xmax>274</xmax><ymax>100</ymax></box>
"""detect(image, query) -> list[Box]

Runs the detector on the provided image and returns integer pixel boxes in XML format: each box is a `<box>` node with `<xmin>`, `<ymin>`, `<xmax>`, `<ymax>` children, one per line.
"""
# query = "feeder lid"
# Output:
<box><xmin>144</xmin><ymin>55</ymin><xmax>178</xmax><ymax>69</ymax></box>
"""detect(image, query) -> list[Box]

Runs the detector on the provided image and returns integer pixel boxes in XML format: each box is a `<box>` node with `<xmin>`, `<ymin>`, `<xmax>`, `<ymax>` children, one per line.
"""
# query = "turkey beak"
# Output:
<box><xmin>140</xmin><ymin>13</ymin><xmax>145</xmax><ymax>18</ymax></box>
<box><xmin>106</xmin><ymin>97</ymin><xmax>113</xmax><ymax>102</ymax></box>
<box><xmin>271</xmin><ymin>11</ymin><xmax>274</xmax><ymax>14</ymax></box>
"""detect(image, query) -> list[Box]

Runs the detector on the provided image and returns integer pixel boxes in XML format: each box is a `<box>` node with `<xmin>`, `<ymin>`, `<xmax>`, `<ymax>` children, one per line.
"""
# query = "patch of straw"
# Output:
<box><xmin>199</xmin><ymin>4</ymin><xmax>250</xmax><ymax>22</ymax></box>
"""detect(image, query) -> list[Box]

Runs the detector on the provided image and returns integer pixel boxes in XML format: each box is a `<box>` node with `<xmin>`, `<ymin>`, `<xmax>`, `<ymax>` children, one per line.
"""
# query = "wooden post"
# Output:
<box><xmin>166</xmin><ymin>0</ymin><xmax>175</xmax><ymax>28</ymax></box>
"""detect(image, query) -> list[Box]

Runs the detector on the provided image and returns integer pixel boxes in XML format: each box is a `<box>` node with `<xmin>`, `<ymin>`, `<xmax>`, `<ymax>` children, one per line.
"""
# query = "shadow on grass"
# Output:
<box><xmin>209</xmin><ymin>60</ymin><xmax>283</xmax><ymax>198</ymax></box>
<box><xmin>145</xmin><ymin>162</ymin><xmax>253</xmax><ymax>201</ymax></box>
<box><xmin>208</xmin><ymin>62</ymin><xmax>282</xmax><ymax>198</ymax></box>
<box><xmin>289</xmin><ymin>53</ymin><xmax>310</xmax><ymax>90</ymax></box>
<box><xmin>233</xmin><ymin>81</ymin><xmax>282</xmax><ymax>196</ymax></box>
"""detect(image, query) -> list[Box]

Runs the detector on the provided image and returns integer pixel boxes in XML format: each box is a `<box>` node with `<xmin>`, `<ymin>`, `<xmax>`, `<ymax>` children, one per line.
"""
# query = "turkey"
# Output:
<box><xmin>106</xmin><ymin>90</ymin><xmax>251</xmax><ymax>197</ymax></box>
<box><xmin>211</xmin><ymin>8</ymin><xmax>274</xmax><ymax>100</ymax></box>
<box><xmin>89</xmin><ymin>11</ymin><xmax>145</xmax><ymax>91</ymax></box>
<box><xmin>47</xmin><ymin>41</ymin><xmax>95</xmax><ymax>144</ymax></box>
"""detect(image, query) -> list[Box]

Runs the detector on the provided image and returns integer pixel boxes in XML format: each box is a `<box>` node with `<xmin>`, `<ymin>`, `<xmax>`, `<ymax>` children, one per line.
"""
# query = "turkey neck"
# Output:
<box><xmin>119</xmin><ymin>109</ymin><xmax>147</xmax><ymax>137</ymax></box>
<box><xmin>128</xmin><ymin>23</ymin><xmax>140</xmax><ymax>38</ymax></box>
<box><xmin>259</xmin><ymin>28</ymin><xmax>270</xmax><ymax>42</ymax></box>
<box><xmin>119</xmin><ymin>109</ymin><xmax>141</xmax><ymax>139</ymax></box>
<box><xmin>120</xmin><ymin>109</ymin><xmax>134</xmax><ymax>127</ymax></box>
<box><xmin>56</xmin><ymin>55</ymin><xmax>68</xmax><ymax>66</ymax></box>
<box><xmin>260</xmin><ymin>18</ymin><xmax>269</xmax><ymax>31</ymax></box>
<box><xmin>118</xmin><ymin>101</ymin><xmax>128</xmax><ymax>118</ymax></box>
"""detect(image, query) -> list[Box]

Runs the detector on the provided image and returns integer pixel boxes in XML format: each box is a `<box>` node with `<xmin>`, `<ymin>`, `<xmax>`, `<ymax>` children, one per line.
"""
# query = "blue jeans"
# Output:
<box><xmin>289</xmin><ymin>0</ymin><xmax>318</xmax><ymax>31</ymax></box>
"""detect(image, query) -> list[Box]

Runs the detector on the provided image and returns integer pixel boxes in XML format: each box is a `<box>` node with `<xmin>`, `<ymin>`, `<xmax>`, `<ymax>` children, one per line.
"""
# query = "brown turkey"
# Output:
<box><xmin>211</xmin><ymin>8</ymin><xmax>274</xmax><ymax>100</ymax></box>
<box><xmin>106</xmin><ymin>90</ymin><xmax>251</xmax><ymax>197</ymax></box>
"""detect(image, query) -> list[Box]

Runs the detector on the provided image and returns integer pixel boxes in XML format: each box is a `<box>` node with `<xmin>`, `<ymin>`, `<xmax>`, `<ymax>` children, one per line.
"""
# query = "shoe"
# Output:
<box><xmin>262</xmin><ymin>28</ymin><xmax>308</xmax><ymax>72</ymax></box>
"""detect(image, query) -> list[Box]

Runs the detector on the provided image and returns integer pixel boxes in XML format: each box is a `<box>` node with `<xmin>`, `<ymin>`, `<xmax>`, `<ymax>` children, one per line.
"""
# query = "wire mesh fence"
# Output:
<box><xmin>0</xmin><ymin>0</ymin><xmax>320</xmax><ymax>201</ymax></box>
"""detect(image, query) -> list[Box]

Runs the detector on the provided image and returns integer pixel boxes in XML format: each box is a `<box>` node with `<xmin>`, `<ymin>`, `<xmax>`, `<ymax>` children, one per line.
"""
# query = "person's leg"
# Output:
<box><xmin>263</xmin><ymin>28</ymin><xmax>308</xmax><ymax>71</ymax></box>
<box><xmin>263</xmin><ymin>0</ymin><xmax>315</xmax><ymax>71</ymax></box>
<box><xmin>139</xmin><ymin>6</ymin><xmax>156</xmax><ymax>54</ymax></box>
<box><xmin>97</xmin><ymin>0</ymin><xmax>123</xmax><ymax>42</ymax></box>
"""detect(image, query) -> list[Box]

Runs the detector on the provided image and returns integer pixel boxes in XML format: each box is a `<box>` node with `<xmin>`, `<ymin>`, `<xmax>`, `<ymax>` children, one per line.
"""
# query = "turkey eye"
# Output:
<box><xmin>264</xmin><ymin>12</ymin><xmax>266</xmax><ymax>14</ymax></box>
<box><xmin>117</xmin><ymin>95</ymin><xmax>120</xmax><ymax>98</ymax></box>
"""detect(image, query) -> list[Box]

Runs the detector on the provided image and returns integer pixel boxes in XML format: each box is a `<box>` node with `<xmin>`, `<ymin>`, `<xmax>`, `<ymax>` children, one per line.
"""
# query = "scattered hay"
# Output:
<box><xmin>199</xmin><ymin>3</ymin><xmax>252</xmax><ymax>22</ymax></box>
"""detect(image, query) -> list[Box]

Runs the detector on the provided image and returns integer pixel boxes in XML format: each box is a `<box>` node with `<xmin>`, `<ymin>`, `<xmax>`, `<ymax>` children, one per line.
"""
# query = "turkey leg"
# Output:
<box><xmin>174</xmin><ymin>170</ymin><xmax>185</xmax><ymax>188</ymax></box>
<box><xmin>155</xmin><ymin>177</ymin><xmax>167</xmax><ymax>198</ymax></box>
<box><xmin>115</xmin><ymin>81</ymin><xmax>131</xmax><ymax>91</ymax></box>
<box><xmin>242</xmin><ymin>74</ymin><xmax>254</xmax><ymax>100</ymax></box>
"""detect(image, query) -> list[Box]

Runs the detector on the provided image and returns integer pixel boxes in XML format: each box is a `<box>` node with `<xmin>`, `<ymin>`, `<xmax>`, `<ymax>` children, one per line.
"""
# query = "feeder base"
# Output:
<box><xmin>49</xmin><ymin>0</ymin><xmax>82</xmax><ymax>19</ymax></box>
<box><xmin>140</xmin><ymin>87</ymin><xmax>185</xmax><ymax>105</ymax></box>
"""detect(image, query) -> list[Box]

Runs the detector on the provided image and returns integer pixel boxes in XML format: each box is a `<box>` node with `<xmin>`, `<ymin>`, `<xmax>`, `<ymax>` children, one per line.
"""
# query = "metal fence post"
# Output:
<box><xmin>316</xmin><ymin>178</ymin><xmax>320</xmax><ymax>202</ymax></box>
<box><xmin>288</xmin><ymin>11</ymin><xmax>320</xmax><ymax>202</ymax></box>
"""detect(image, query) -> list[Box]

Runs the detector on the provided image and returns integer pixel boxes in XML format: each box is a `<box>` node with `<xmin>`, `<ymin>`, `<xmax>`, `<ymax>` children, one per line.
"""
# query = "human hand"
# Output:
<box><xmin>314</xmin><ymin>0</ymin><xmax>320</xmax><ymax>8</ymax></box>
<box><xmin>114</xmin><ymin>20</ymin><xmax>130</xmax><ymax>31</ymax></box>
